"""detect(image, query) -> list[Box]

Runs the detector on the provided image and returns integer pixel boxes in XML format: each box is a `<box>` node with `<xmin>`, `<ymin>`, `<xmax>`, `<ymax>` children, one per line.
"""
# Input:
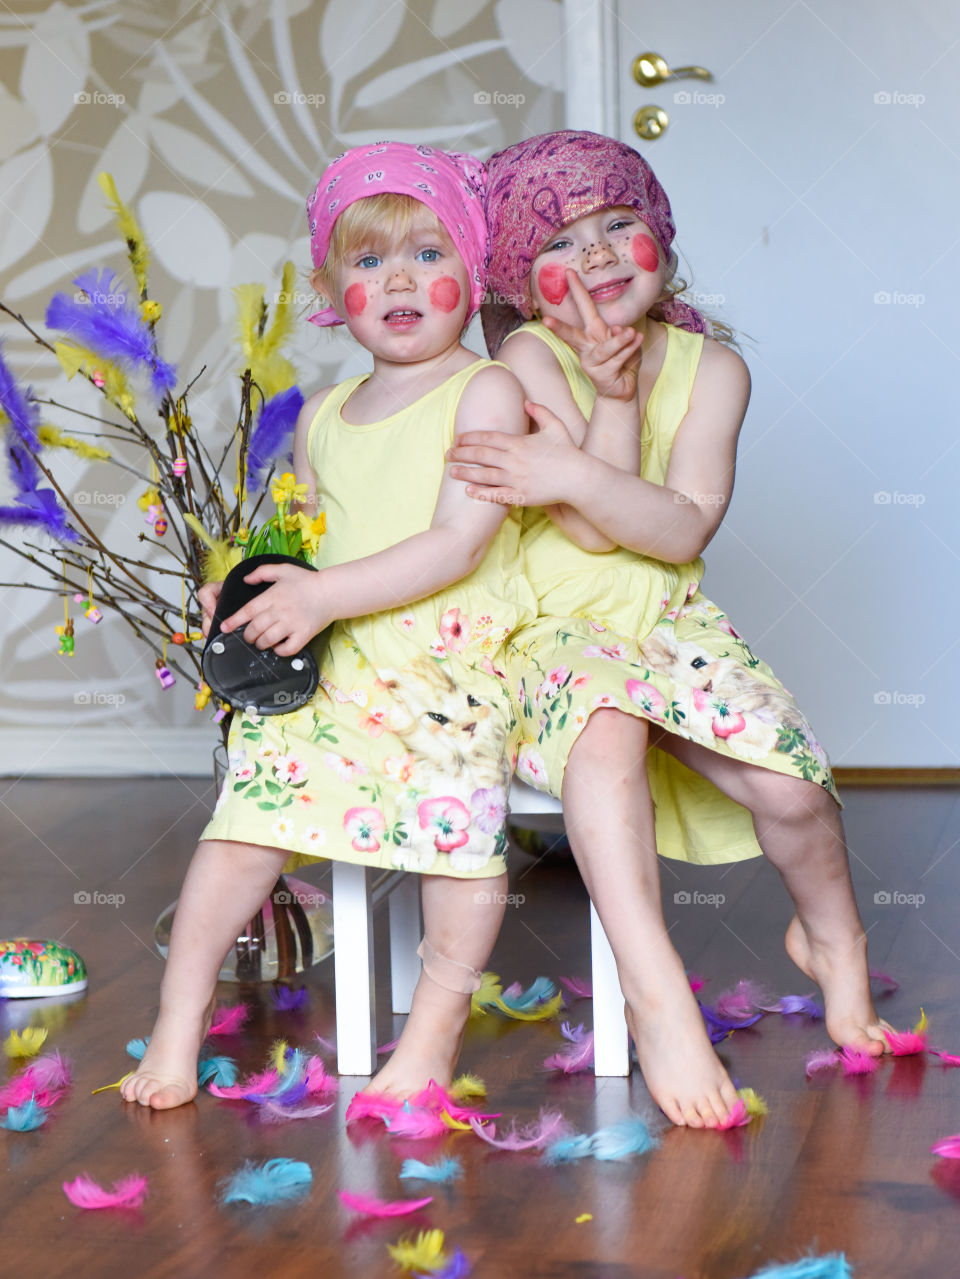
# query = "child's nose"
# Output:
<box><xmin>385</xmin><ymin>268</ymin><xmax>415</xmax><ymax>289</ymax></box>
<box><xmin>582</xmin><ymin>240</ymin><xmax>617</xmax><ymax>268</ymax></box>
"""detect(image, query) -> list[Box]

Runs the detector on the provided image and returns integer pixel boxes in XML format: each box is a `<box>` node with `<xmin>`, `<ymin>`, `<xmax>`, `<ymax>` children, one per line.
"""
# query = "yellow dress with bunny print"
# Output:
<box><xmin>202</xmin><ymin>360</ymin><xmax>537</xmax><ymax>878</ymax></box>
<box><xmin>503</xmin><ymin>320</ymin><xmax>838</xmax><ymax>866</ymax></box>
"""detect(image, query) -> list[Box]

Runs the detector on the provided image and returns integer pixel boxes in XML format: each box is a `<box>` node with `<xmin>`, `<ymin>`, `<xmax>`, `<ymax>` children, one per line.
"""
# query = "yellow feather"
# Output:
<box><xmin>259</xmin><ymin>261</ymin><xmax>297</xmax><ymax>359</ymax></box>
<box><xmin>449</xmin><ymin>1073</ymin><xmax>486</xmax><ymax>1100</ymax></box>
<box><xmin>914</xmin><ymin>1008</ymin><xmax>928</xmax><ymax>1035</ymax></box>
<box><xmin>4</xmin><ymin>1027</ymin><xmax>49</xmax><ymax>1058</ymax></box>
<box><xmin>270</xmin><ymin>1039</ymin><xmax>289</xmax><ymax>1073</ymax></box>
<box><xmin>493</xmin><ymin>992</ymin><xmax>564</xmax><ymax>1022</ymax></box>
<box><xmin>91</xmin><ymin>1071</ymin><xmax>135</xmax><ymax>1095</ymax></box>
<box><xmin>737</xmin><ymin>1087</ymin><xmax>768</xmax><ymax>1118</ymax></box>
<box><xmin>386</xmin><ymin>1229</ymin><xmax>448</xmax><ymax>1272</ymax></box>
<box><xmin>182</xmin><ymin>513</ymin><xmax>243</xmax><ymax>584</ymax></box>
<box><xmin>52</xmin><ymin>340</ymin><xmax>136</xmax><ymax>418</ymax></box>
<box><xmin>439</xmin><ymin>1111</ymin><xmax>472</xmax><ymax>1131</ymax></box>
<box><xmin>470</xmin><ymin>971</ymin><xmax>503</xmax><ymax>1017</ymax></box>
<box><xmin>36</xmin><ymin>423</ymin><xmax>111</xmax><ymax>460</ymax></box>
<box><xmin>234</xmin><ymin>264</ymin><xmax>299</xmax><ymax>399</ymax></box>
<box><xmin>98</xmin><ymin>171</ymin><xmax>150</xmax><ymax>295</ymax></box>
<box><xmin>234</xmin><ymin>283</ymin><xmax>265</xmax><ymax>358</ymax></box>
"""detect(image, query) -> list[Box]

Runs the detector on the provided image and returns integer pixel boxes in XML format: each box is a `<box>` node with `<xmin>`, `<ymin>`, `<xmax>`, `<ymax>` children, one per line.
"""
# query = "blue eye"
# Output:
<box><xmin>545</xmin><ymin>238</ymin><xmax>571</xmax><ymax>253</ymax></box>
<box><xmin>358</xmin><ymin>253</ymin><xmax>380</xmax><ymax>269</ymax></box>
<box><xmin>417</xmin><ymin>248</ymin><xmax>440</xmax><ymax>263</ymax></box>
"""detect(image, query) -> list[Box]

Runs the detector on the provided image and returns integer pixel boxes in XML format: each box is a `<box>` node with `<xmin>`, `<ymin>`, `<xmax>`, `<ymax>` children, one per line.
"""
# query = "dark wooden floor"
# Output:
<box><xmin>2</xmin><ymin>777</ymin><xmax>958</xmax><ymax>1278</ymax></box>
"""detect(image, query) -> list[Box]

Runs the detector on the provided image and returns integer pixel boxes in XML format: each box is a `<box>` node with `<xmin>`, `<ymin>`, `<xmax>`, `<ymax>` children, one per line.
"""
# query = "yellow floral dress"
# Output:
<box><xmin>503</xmin><ymin>321</ymin><xmax>838</xmax><ymax>866</ymax></box>
<box><xmin>203</xmin><ymin>361</ymin><xmax>537</xmax><ymax>879</ymax></box>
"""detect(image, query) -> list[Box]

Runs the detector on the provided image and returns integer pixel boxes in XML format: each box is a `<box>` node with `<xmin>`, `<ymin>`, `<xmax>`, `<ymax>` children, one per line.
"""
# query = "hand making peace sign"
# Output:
<box><xmin>541</xmin><ymin>268</ymin><xmax>645</xmax><ymax>402</ymax></box>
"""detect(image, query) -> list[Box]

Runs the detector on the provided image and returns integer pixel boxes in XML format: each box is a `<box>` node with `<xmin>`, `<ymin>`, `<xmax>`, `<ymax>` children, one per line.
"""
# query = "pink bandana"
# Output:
<box><xmin>482</xmin><ymin>129</ymin><xmax>706</xmax><ymax>354</ymax></box>
<box><xmin>305</xmin><ymin>142</ymin><xmax>489</xmax><ymax>326</ymax></box>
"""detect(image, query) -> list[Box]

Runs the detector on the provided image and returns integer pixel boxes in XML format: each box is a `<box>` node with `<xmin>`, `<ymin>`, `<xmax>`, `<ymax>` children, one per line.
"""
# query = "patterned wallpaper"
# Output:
<box><xmin>0</xmin><ymin>0</ymin><xmax>563</xmax><ymax>765</ymax></box>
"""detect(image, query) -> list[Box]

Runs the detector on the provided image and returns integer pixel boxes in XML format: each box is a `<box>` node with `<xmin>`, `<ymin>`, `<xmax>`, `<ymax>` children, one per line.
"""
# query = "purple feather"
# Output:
<box><xmin>246</xmin><ymin>387</ymin><xmax>303</xmax><ymax>492</ymax></box>
<box><xmin>543</xmin><ymin>1022</ymin><xmax>595</xmax><ymax>1074</ymax></box>
<box><xmin>0</xmin><ymin>489</ymin><xmax>79</xmax><ymax>543</ymax></box>
<box><xmin>45</xmin><ymin>269</ymin><xmax>176</xmax><ymax>394</ymax></box>
<box><xmin>761</xmin><ymin>994</ymin><xmax>823</xmax><ymax>1019</ymax></box>
<box><xmin>271</xmin><ymin>984</ymin><xmax>308</xmax><ymax>1012</ymax></box>
<box><xmin>699</xmin><ymin>1001</ymin><xmax>764</xmax><ymax>1037</ymax></box>
<box><xmin>0</xmin><ymin>338</ymin><xmax>43</xmax><ymax>495</ymax></box>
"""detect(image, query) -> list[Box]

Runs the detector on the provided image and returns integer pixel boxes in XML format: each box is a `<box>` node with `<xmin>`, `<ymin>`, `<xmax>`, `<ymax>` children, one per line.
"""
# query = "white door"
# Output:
<box><xmin>563</xmin><ymin>1</ymin><xmax>957</xmax><ymax>768</ymax></box>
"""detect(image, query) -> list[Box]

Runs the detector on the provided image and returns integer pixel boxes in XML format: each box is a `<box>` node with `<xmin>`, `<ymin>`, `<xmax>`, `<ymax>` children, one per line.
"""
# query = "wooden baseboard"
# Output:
<box><xmin>834</xmin><ymin>767</ymin><xmax>960</xmax><ymax>787</ymax></box>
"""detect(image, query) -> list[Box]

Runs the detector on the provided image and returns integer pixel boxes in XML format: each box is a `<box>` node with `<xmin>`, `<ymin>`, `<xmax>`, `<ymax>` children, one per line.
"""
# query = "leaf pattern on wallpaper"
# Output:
<box><xmin>0</xmin><ymin>0</ymin><xmax>561</xmax><ymax>728</ymax></box>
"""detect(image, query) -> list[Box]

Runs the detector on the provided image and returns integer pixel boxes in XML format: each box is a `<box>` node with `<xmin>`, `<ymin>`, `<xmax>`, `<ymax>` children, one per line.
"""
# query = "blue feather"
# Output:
<box><xmin>45</xmin><ymin>269</ymin><xmax>176</xmax><ymax>394</ymax></box>
<box><xmin>499</xmin><ymin>976</ymin><xmax>557</xmax><ymax>1011</ymax></box>
<box><xmin>399</xmin><ymin>1156</ymin><xmax>463</xmax><ymax>1184</ymax></box>
<box><xmin>197</xmin><ymin>1054</ymin><xmax>238</xmax><ymax>1087</ymax></box>
<box><xmin>271</xmin><ymin>984</ymin><xmax>308</xmax><ymax>1012</ymax></box>
<box><xmin>1</xmin><ymin>1095</ymin><xmax>47</xmax><ymax>1131</ymax></box>
<box><xmin>219</xmin><ymin>1157</ymin><xmax>312</xmax><ymax>1205</ymax></box>
<box><xmin>246</xmin><ymin>387</ymin><xmax>304</xmax><ymax>493</ymax></box>
<box><xmin>126</xmin><ymin>1037</ymin><xmax>148</xmax><ymax>1060</ymax></box>
<box><xmin>742</xmin><ymin>1254</ymin><xmax>852</xmax><ymax>1279</ymax></box>
<box><xmin>414</xmin><ymin>1247</ymin><xmax>472</xmax><ymax>1278</ymax></box>
<box><xmin>543</xmin><ymin>1114</ymin><xmax>658</xmax><ymax>1165</ymax></box>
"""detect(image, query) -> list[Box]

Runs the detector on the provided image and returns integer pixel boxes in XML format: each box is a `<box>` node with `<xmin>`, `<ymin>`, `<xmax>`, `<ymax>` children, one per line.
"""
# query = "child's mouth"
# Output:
<box><xmin>383</xmin><ymin>309</ymin><xmax>423</xmax><ymax>329</ymax></box>
<box><xmin>588</xmin><ymin>278</ymin><xmax>631</xmax><ymax>302</ymax></box>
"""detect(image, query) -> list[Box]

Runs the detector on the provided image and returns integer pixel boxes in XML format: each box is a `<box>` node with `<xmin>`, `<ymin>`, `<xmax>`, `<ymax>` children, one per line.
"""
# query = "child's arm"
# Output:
<box><xmin>219</xmin><ymin>365</ymin><xmax>529</xmax><ymax>656</ymax></box>
<box><xmin>488</xmin><ymin>330</ymin><xmax>618</xmax><ymax>552</ymax></box>
<box><xmin>448</xmin><ymin>339</ymin><xmax>750</xmax><ymax>564</ymax></box>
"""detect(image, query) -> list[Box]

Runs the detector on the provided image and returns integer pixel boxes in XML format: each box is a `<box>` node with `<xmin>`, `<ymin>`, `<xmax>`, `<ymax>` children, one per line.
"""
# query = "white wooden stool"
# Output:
<box><xmin>330</xmin><ymin>779</ymin><xmax>630</xmax><ymax>1078</ymax></box>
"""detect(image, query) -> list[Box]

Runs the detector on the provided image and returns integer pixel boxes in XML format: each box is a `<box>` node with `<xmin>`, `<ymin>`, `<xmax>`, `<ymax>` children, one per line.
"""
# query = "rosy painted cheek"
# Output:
<box><xmin>630</xmin><ymin>234</ymin><xmax>659</xmax><ymax>272</ymax></box>
<box><xmin>343</xmin><ymin>283</ymin><xmax>367</xmax><ymax>317</ymax></box>
<box><xmin>428</xmin><ymin>276</ymin><xmax>461</xmax><ymax>312</ymax></box>
<box><xmin>537</xmin><ymin>262</ymin><xmax>568</xmax><ymax>306</ymax></box>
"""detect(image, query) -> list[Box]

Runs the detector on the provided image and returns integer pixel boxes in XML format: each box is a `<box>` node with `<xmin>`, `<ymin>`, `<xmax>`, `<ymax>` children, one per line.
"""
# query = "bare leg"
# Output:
<box><xmin>367</xmin><ymin>871</ymin><xmax>508</xmax><ymax>1099</ymax></box>
<box><xmin>651</xmin><ymin>731</ymin><xmax>889</xmax><ymax>1055</ymax></box>
<box><xmin>120</xmin><ymin>839</ymin><xmax>290</xmax><ymax>1109</ymax></box>
<box><xmin>561</xmin><ymin>710</ymin><xmax>739</xmax><ymax>1128</ymax></box>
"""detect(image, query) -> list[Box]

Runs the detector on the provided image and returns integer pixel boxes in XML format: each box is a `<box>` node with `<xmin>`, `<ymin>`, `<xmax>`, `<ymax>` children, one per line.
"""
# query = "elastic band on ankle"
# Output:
<box><xmin>417</xmin><ymin>937</ymin><xmax>483</xmax><ymax>994</ymax></box>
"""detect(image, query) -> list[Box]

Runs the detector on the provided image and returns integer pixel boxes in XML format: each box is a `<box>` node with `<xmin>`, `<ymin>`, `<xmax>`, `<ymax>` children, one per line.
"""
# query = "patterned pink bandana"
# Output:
<box><xmin>305</xmin><ymin>142</ymin><xmax>489</xmax><ymax>326</ymax></box>
<box><xmin>482</xmin><ymin>129</ymin><xmax>706</xmax><ymax>354</ymax></box>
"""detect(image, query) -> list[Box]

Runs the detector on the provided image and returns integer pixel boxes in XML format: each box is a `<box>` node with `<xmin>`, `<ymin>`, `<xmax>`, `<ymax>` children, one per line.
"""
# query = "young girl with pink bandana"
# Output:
<box><xmin>121</xmin><ymin>142</ymin><xmax>537</xmax><ymax>1109</ymax></box>
<box><xmin>447</xmin><ymin>130</ymin><xmax>890</xmax><ymax>1129</ymax></box>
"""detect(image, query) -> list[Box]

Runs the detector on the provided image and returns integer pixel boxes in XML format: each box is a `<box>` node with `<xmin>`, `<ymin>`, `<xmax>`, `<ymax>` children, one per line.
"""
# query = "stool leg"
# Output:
<box><xmin>332</xmin><ymin>860</ymin><xmax>376</xmax><ymax>1076</ymax></box>
<box><xmin>590</xmin><ymin>901</ymin><xmax>630</xmax><ymax>1076</ymax></box>
<box><xmin>389</xmin><ymin>873</ymin><xmax>422</xmax><ymax>1014</ymax></box>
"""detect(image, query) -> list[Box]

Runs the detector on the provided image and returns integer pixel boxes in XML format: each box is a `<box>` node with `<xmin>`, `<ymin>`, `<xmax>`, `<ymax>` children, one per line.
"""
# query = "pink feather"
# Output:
<box><xmin>346</xmin><ymin>1090</ymin><xmax>405</xmax><ymax>1124</ymax></box>
<box><xmin>208</xmin><ymin>1003</ymin><xmax>250</xmax><ymax>1036</ymax></box>
<box><xmin>313</xmin><ymin>1033</ymin><xmax>337</xmax><ymax>1055</ymax></box>
<box><xmin>559</xmin><ymin>975</ymin><xmax>593</xmax><ymax>999</ymax></box>
<box><xmin>62</xmin><ymin>1172</ymin><xmax>148</xmax><ymax>1210</ymax></box>
<box><xmin>385</xmin><ymin>1107</ymin><xmax>451</xmax><ymax>1139</ymax></box>
<box><xmin>468</xmin><ymin>1108</ymin><xmax>572</xmax><ymax>1151</ymax></box>
<box><xmin>716</xmin><ymin>1099</ymin><xmax>750</xmax><ymax>1130</ymax></box>
<box><xmin>931</xmin><ymin>1134</ymin><xmax>960</xmax><ymax>1159</ymax></box>
<box><xmin>839</xmin><ymin>1046</ymin><xmax>881</xmax><ymax>1074</ymax></box>
<box><xmin>338</xmin><ymin>1190</ymin><xmax>433</xmax><ymax>1217</ymax></box>
<box><xmin>931</xmin><ymin>1049</ymin><xmax>960</xmax><ymax>1067</ymax></box>
<box><xmin>687</xmin><ymin>973</ymin><xmax>706</xmax><ymax>993</ymax></box>
<box><xmin>377</xmin><ymin>1037</ymin><xmax>400</xmax><ymax>1054</ymax></box>
<box><xmin>869</xmin><ymin>967</ymin><xmax>900</xmax><ymax>993</ymax></box>
<box><xmin>713</xmin><ymin>980</ymin><xmax>767</xmax><ymax>1021</ymax></box>
<box><xmin>0</xmin><ymin>1051</ymin><xmax>72</xmax><ymax>1109</ymax></box>
<box><xmin>303</xmin><ymin>1054</ymin><xmax>338</xmax><ymax>1095</ymax></box>
<box><xmin>259</xmin><ymin>1099</ymin><xmax>336</xmax><ymax>1123</ymax></box>
<box><xmin>208</xmin><ymin>1065</ymin><xmax>282</xmax><ymax>1099</ymax></box>
<box><xmin>883</xmin><ymin>1028</ymin><xmax>929</xmax><ymax>1056</ymax></box>
<box><xmin>544</xmin><ymin>1023</ymin><xmax>595</xmax><ymax>1074</ymax></box>
<box><xmin>414</xmin><ymin>1081</ymin><xmax>499</xmax><ymax>1124</ymax></box>
<box><xmin>805</xmin><ymin>1050</ymin><xmax>841</xmax><ymax>1077</ymax></box>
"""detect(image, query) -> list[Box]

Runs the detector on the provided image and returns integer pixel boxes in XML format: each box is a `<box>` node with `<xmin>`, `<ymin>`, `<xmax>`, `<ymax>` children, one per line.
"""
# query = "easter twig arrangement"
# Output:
<box><xmin>0</xmin><ymin>172</ymin><xmax>312</xmax><ymax>745</ymax></box>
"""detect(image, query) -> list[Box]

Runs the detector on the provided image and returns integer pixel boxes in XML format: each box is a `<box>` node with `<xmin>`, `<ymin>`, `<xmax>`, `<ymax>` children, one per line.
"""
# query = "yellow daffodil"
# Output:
<box><xmin>271</xmin><ymin>471</ymin><xmax>308</xmax><ymax>506</ymax></box>
<box><xmin>285</xmin><ymin>508</ymin><xmax>326</xmax><ymax>554</ymax></box>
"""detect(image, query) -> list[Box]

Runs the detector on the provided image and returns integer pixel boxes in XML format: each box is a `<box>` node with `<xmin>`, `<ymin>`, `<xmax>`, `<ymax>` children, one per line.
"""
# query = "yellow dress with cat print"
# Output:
<box><xmin>504</xmin><ymin>320</ymin><xmax>838</xmax><ymax>866</ymax></box>
<box><xmin>202</xmin><ymin>360</ymin><xmax>537</xmax><ymax>878</ymax></box>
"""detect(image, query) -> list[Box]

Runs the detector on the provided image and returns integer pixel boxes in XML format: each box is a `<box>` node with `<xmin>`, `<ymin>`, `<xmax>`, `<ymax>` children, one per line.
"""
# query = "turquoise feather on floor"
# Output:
<box><xmin>742</xmin><ymin>1253</ymin><xmax>852</xmax><ymax>1278</ymax></box>
<box><xmin>399</xmin><ymin>1156</ymin><xmax>463</xmax><ymax>1184</ymax></box>
<box><xmin>1</xmin><ymin>1095</ymin><xmax>47</xmax><ymax>1130</ymax></box>
<box><xmin>219</xmin><ymin>1157</ymin><xmax>312</xmax><ymax>1205</ymax></box>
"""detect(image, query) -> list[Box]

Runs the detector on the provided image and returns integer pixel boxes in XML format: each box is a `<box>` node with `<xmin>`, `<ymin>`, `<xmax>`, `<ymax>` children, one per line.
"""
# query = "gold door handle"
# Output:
<box><xmin>632</xmin><ymin>51</ymin><xmax>712</xmax><ymax>89</ymax></box>
<box><xmin>633</xmin><ymin>106</ymin><xmax>669</xmax><ymax>141</ymax></box>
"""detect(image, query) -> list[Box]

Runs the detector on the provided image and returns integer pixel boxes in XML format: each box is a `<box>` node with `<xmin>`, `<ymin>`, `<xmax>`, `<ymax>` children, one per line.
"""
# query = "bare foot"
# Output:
<box><xmin>785</xmin><ymin>913</ymin><xmax>891</xmax><ymax>1056</ymax></box>
<box><xmin>625</xmin><ymin>965</ymin><xmax>741</xmax><ymax>1129</ymax></box>
<box><xmin>119</xmin><ymin>994</ymin><xmax>218</xmax><ymax>1109</ymax></box>
<box><xmin>364</xmin><ymin>975</ymin><xmax>471</xmax><ymax>1101</ymax></box>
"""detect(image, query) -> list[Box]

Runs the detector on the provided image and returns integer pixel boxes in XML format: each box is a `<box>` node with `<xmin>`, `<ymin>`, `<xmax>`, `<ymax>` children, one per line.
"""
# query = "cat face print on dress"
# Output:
<box><xmin>529</xmin><ymin>205</ymin><xmax>667</xmax><ymax>332</ymax></box>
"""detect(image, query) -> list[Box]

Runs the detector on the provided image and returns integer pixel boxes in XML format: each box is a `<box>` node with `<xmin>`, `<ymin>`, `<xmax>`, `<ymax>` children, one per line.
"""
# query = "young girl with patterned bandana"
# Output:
<box><xmin>447</xmin><ymin>130</ymin><xmax>891</xmax><ymax>1129</ymax></box>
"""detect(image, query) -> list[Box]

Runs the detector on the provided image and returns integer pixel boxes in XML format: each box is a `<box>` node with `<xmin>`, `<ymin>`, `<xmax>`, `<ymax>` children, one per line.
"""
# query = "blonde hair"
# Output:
<box><xmin>310</xmin><ymin>193</ymin><xmax>450</xmax><ymax>303</ymax></box>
